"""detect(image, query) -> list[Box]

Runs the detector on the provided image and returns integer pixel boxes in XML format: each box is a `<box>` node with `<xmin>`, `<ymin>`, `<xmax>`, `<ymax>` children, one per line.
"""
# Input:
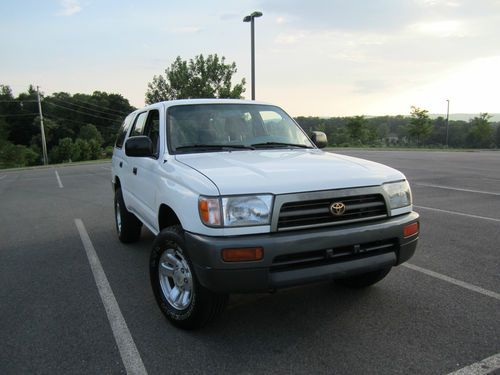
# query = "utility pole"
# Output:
<box><xmin>445</xmin><ymin>99</ymin><xmax>450</xmax><ymax>148</ymax></box>
<box><xmin>36</xmin><ymin>86</ymin><xmax>49</xmax><ymax>165</ymax></box>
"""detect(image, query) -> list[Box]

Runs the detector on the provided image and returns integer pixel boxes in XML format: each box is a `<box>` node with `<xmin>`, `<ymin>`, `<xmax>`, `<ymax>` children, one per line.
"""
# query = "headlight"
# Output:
<box><xmin>222</xmin><ymin>195</ymin><xmax>273</xmax><ymax>226</ymax></box>
<box><xmin>382</xmin><ymin>180</ymin><xmax>412</xmax><ymax>209</ymax></box>
<box><xmin>199</xmin><ymin>195</ymin><xmax>273</xmax><ymax>227</ymax></box>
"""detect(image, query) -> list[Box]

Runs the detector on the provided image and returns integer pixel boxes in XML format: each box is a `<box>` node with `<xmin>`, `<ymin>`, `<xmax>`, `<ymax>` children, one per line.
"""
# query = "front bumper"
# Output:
<box><xmin>185</xmin><ymin>212</ymin><xmax>419</xmax><ymax>293</ymax></box>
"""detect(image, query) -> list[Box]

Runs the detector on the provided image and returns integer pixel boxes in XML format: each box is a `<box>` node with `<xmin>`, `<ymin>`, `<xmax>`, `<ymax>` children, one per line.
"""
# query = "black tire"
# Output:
<box><xmin>114</xmin><ymin>188</ymin><xmax>142</xmax><ymax>243</ymax></box>
<box><xmin>335</xmin><ymin>267</ymin><xmax>392</xmax><ymax>288</ymax></box>
<box><xmin>150</xmin><ymin>225</ymin><xmax>228</xmax><ymax>330</ymax></box>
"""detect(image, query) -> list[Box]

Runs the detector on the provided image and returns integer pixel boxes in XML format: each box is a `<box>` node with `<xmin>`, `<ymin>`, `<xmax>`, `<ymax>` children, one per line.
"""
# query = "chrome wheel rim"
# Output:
<box><xmin>158</xmin><ymin>247</ymin><xmax>193</xmax><ymax>310</ymax></box>
<box><xmin>115</xmin><ymin>201</ymin><xmax>122</xmax><ymax>233</ymax></box>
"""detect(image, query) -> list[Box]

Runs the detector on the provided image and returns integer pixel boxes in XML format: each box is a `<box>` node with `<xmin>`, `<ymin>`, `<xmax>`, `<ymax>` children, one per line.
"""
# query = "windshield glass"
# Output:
<box><xmin>167</xmin><ymin>104</ymin><xmax>313</xmax><ymax>153</ymax></box>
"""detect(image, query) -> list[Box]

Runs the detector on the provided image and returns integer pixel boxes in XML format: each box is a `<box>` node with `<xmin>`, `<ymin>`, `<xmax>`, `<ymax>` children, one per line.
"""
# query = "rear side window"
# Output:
<box><xmin>115</xmin><ymin>114</ymin><xmax>133</xmax><ymax>149</ymax></box>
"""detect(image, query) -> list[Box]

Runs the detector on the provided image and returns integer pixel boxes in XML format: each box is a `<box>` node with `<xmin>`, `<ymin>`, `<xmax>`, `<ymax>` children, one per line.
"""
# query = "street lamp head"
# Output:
<box><xmin>243</xmin><ymin>11</ymin><xmax>263</xmax><ymax>22</ymax></box>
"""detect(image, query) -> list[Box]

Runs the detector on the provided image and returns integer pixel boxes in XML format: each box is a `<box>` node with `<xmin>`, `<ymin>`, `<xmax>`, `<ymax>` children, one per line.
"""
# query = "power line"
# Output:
<box><xmin>43</xmin><ymin>114</ymin><xmax>121</xmax><ymax>131</ymax></box>
<box><xmin>0</xmin><ymin>113</ymin><xmax>39</xmax><ymax>117</ymax></box>
<box><xmin>48</xmin><ymin>97</ymin><xmax>129</xmax><ymax>117</ymax></box>
<box><xmin>63</xmin><ymin>96</ymin><xmax>130</xmax><ymax>115</ymax></box>
<box><xmin>43</xmin><ymin>101</ymin><xmax>122</xmax><ymax>121</ymax></box>
<box><xmin>0</xmin><ymin>100</ymin><xmax>38</xmax><ymax>103</ymax></box>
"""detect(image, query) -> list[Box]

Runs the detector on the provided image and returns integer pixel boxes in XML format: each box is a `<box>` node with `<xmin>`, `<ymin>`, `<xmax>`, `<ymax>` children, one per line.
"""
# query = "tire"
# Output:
<box><xmin>114</xmin><ymin>188</ymin><xmax>142</xmax><ymax>243</ymax></box>
<box><xmin>335</xmin><ymin>267</ymin><xmax>392</xmax><ymax>288</ymax></box>
<box><xmin>150</xmin><ymin>225</ymin><xmax>228</xmax><ymax>330</ymax></box>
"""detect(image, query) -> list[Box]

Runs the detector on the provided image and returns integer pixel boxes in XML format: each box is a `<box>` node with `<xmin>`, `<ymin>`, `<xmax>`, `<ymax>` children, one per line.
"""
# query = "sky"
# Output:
<box><xmin>1</xmin><ymin>0</ymin><xmax>499</xmax><ymax>117</ymax></box>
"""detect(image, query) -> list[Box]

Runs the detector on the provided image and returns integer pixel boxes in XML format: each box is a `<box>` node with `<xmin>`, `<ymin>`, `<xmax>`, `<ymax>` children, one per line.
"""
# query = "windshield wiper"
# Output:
<box><xmin>175</xmin><ymin>144</ymin><xmax>255</xmax><ymax>152</ymax></box>
<box><xmin>251</xmin><ymin>142</ymin><xmax>313</xmax><ymax>149</ymax></box>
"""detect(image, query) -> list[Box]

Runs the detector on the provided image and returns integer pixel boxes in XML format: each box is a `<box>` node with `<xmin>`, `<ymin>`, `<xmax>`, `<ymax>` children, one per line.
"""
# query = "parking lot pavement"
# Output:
<box><xmin>0</xmin><ymin>150</ymin><xmax>499</xmax><ymax>374</ymax></box>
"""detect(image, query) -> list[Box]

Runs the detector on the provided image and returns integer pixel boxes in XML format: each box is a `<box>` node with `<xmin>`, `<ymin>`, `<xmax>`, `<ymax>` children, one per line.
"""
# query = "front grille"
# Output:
<box><xmin>277</xmin><ymin>194</ymin><xmax>387</xmax><ymax>231</ymax></box>
<box><xmin>270</xmin><ymin>239</ymin><xmax>397</xmax><ymax>273</ymax></box>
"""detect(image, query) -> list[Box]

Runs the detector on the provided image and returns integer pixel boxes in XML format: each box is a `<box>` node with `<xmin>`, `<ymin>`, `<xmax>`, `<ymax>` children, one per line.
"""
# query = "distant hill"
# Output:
<box><xmin>429</xmin><ymin>113</ymin><xmax>500</xmax><ymax>122</ymax></box>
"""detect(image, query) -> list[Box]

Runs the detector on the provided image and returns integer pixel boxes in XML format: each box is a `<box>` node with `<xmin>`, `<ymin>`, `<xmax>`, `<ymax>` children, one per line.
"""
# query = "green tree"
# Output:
<box><xmin>495</xmin><ymin>124</ymin><xmax>500</xmax><ymax>148</ymax></box>
<box><xmin>78</xmin><ymin>124</ymin><xmax>103</xmax><ymax>145</ymax></box>
<box><xmin>408</xmin><ymin>106</ymin><xmax>433</xmax><ymax>146</ymax></box>
<box><xmin>145</xmin><ymin>54</ymin><xmax>246</xmax><ymax>103</ymax></box>
<box><xmin>58</xmin><ymin>137</ymin><xmax>74</xmax><ymax>162</ymax></box>
<box><xmin>467</xmin><ymin>113</ymin><xmax>493</xmax><ymax>148</ymax></box>
<box><xmin>73</xmin><ymin>138</ymin><xmax>91</xmax><ymax>161</ymax></box>
<box><xmin>346</xmin><ymin>116</ymin><xmax>368</xmax><ymax>144</ymax></box>
<box><xmin>0</xmin><ymin>117</ymin><xmax>10</xmax><ymax>141</ymax></box>
<box><xmin>88</xmin><ymin>139</ymin><xmax>102</xmax><ymax>159</ymax></box>
<box><xmin>0</xmin><ymin>143</ymin><xmax>38</xmax><ymax>168</ymax></box>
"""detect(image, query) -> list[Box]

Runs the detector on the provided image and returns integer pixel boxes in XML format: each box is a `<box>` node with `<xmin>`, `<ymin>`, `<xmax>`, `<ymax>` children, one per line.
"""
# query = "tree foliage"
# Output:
<box><xmin>408</xmin><ymin>106</ymin><xmax>433</xmax><ymax>146</ymax></box>
<box><xmin>145</xmin><ymin>54</ymin><xmax>246</xmax><ymax>104</ymax></box>
<box><xmin>1</xmin><ymin>81</ymin><xmax>499</xmax><ymax>169</ymax></box>
<box><xmin>346</xmin><ymin>116</ymin><xmax>367</xmax><ymax>143</ymax></box>
<box><xmin>467</xmin><ymin>113</ymin><xmax>493</xmax><ymax>148</ymax></box>
<box><xmin>0</xmin><ymin>84</ymin><xmax>134</xmax><ymax>167</ymax></box>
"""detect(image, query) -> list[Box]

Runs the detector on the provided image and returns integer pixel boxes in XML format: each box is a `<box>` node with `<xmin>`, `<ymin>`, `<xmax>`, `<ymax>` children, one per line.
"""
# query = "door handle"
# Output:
<box><xmin>132</xmin><ymin>167</ymin><xmax>137</xmax><ymax>175</ymax></box>
<box><xmin>119</xmin><ymin>162</ymin><xmax>123</xmax><ymax>168</ymax></box>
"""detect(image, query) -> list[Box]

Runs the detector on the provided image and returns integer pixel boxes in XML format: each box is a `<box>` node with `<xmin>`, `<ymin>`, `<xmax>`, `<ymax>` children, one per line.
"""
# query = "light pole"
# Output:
<box><xmin>243</xmin><ymin>11</ymin><xmax>263</xmax><ymax>100</ymax></box>
<box><xmin>445</xmin><ymin>99</ymin><xmax>450</xmax><ymax>148</ymax></box>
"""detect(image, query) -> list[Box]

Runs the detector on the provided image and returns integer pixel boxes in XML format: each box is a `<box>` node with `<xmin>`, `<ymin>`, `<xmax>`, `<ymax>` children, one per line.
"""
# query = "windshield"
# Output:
<box><xmin>167</xmin><ymin>104</ymin><xmax>314</xmax><ymax>153</ymax></box>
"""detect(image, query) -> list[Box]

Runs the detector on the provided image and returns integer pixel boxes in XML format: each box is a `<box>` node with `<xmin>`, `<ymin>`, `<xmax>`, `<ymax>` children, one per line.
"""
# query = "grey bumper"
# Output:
<box><xmin>185</xmin><ymin>212</ymin><xmax>419</xmax><ymax>293</ymax></box>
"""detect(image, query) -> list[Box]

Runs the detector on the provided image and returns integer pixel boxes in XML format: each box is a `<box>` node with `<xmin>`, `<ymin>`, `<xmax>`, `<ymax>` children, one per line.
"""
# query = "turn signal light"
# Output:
<box><xmin>221</xmin><ymin>247</ymin><xmax>264</xmax><ymax>262</ymax></box>
<box><xmin>198</xmin><ymin>197</ymin><xmax>221</xmax><ymax>226</ymax></box>
<box><xmin>403</xmin><ymin>222</ymin><xmax>419</xmax><ymax>238</ymax></box>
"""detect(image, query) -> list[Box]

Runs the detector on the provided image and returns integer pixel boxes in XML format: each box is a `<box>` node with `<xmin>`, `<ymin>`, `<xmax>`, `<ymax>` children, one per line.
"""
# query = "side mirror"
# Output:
<box><xmin>310</xmin><ymin>131</ymin><xmax>328</xmax><ymax>149</ymax></box>
<box><xmin>125</xmin><ymin>136</ymin><xmax>153</xmax><ymax>157</ymax></box>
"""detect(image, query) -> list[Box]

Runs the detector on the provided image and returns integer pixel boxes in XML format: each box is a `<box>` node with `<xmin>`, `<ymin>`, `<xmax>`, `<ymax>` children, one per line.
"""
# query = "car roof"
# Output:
<box><xmin>131</xmin><ymin>98</ymin><xmax>273</xmax><ymax>115</ymax></box>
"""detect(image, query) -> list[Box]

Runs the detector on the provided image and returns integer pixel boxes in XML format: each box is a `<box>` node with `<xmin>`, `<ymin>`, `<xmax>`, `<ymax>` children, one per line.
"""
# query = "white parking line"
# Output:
<box><xmin>416</xmin><ymin>183</ymin><xmax>500</xmax><ymax>196</ymax></box>
<box><xmin>414</xmin><ymin>205</ymin><xmax>500</xmax><ymax>223</ymax></box>
<box><xmin>403</xmin><ymin>263</ymin><xmax>500</xmax><ymax>302</ymax></box>
<box><xmin>74</xmin><ymin>219</ymin><xmax>148</xmax><ymax>375</ymax></box>
<box><xmin>55</xmin><ymin>170</ymin><xmax>63</xmax><ymax>188</ymax></box>
<box><xmin>447</xmin><ymin>352</ymin><xmax>500</xmax><ymax>375</ymax></box>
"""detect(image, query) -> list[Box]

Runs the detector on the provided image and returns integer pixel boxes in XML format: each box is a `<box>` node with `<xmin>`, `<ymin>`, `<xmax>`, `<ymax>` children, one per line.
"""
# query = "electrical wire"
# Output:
<box><xmin>48</xmin><ymin>97</ymin><xmax>129</xmax><ymax>117</ymax></box>
<box><xmin>43</xmin><ymin>114</ymin><xmax>121</xmax><ymax>131</ymax></box>
<box><xmin>0</xmin><ymin>113</ymin><xmax>39</xmax><ymax>117</ymax></box>
<box><xmin>58</xmin><ymin>96</ymin><xmax>130</xmax><ymax>115</ymax></box>
<box><xmin>43</xmin><ymin>101</ymin><xmax>122</xmax><ymax>121</ymax></box>
<box><xmin>0</xmin><ymin>100</ymin><xmax>38</xmax><ymax>103</ymax></box>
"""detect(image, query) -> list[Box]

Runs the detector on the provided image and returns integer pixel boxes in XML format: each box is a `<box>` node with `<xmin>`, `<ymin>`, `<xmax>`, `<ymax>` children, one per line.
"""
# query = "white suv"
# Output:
<box><xmin>112</xmin><ymin>99</ymin><xmax>419</xmax><ymax>329</ymax></box>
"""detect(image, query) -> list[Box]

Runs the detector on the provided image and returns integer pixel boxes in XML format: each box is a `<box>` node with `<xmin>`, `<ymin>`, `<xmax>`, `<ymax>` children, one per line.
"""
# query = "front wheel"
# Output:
<box><xmin>150</xmin><ymin>225</ymin><xmax>228</xmax><ymax>330</ymax></box>
<box><xmin>334</xmin><ymin>267</ymin><xmax>392</xmax><ymax>288</ymax></box>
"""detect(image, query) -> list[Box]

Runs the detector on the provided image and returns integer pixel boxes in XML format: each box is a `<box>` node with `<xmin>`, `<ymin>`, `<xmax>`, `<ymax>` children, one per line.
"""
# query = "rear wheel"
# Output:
<box><xmin>114</xmin><ymin>188</ymin><xmax>142</xmax><ymax>243</ymax></box>
<box><xmin>334</xmin><ymin>267</ymin><xmax>391</xmax><ymax>288</ymax></box>
<box><xmin>150</xmin><ymin>225</ymin><xmax>228</xmax><ymax>330</ymax></box>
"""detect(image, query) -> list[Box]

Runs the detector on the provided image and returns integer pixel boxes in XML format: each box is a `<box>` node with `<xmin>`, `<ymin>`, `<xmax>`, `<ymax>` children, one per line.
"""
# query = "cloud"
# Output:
<box><xmin>410</xmin><ymin>20</ymin><xmax>466</xmax><ymax>37</ymax></box>
<box><xmin>172</xmin><ymin>26</ymin><xmax>201</xmax><ymax>34</ymax></box>
<box><xmin>220</xmin><ymin>13</ymin><xmax>240</xmax><ymax>21</ymax></box>
<box><xmin>274</xmin><ymin>32</ymin><xmax>306</xmax><ymax>45</ymax></box>
<box><xmin>57</xmin><ymin>0</ymin><xmax>82</xmax><ymax>16</ymax></box>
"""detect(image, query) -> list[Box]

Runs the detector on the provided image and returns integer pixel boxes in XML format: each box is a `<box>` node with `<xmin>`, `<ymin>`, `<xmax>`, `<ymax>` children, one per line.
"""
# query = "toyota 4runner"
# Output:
<box><xmin>111</xmin><ymin>99</ymin><xmax>419</xmax><ymax>329</ymax></box>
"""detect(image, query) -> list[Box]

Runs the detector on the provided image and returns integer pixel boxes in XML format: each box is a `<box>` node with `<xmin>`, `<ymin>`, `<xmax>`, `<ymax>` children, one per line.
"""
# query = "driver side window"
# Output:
<box><xmin>144</xmin><ymin>110</ymin><xmax>160</xmax><ymax>157</ymax></box>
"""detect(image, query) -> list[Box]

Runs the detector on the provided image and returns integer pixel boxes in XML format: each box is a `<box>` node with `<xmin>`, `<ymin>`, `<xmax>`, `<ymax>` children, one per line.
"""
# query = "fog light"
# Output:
<box><xmin>221</xmin><ymin>247</ymin><xmax>263</xmax><ymax>262</ymax></box>
<box><xmin>403</xmin><ymin>222</ymin><xmax>419</xmax><ymax>238</ymax></box>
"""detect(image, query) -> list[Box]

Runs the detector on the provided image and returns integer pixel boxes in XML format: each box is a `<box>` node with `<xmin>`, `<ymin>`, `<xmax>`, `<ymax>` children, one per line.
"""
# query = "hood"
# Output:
<box><xmin>175</xmin><ymin>149</ymin><xmax>405</xmax><ymax>195</ymax></box>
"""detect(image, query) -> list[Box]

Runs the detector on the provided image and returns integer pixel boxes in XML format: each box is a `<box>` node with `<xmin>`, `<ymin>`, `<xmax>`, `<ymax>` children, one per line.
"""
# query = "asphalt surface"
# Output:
<box><xmin>0</xmin><ymin>150</ymin><xmax>499</xmax><ymax>375</ymax></box>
